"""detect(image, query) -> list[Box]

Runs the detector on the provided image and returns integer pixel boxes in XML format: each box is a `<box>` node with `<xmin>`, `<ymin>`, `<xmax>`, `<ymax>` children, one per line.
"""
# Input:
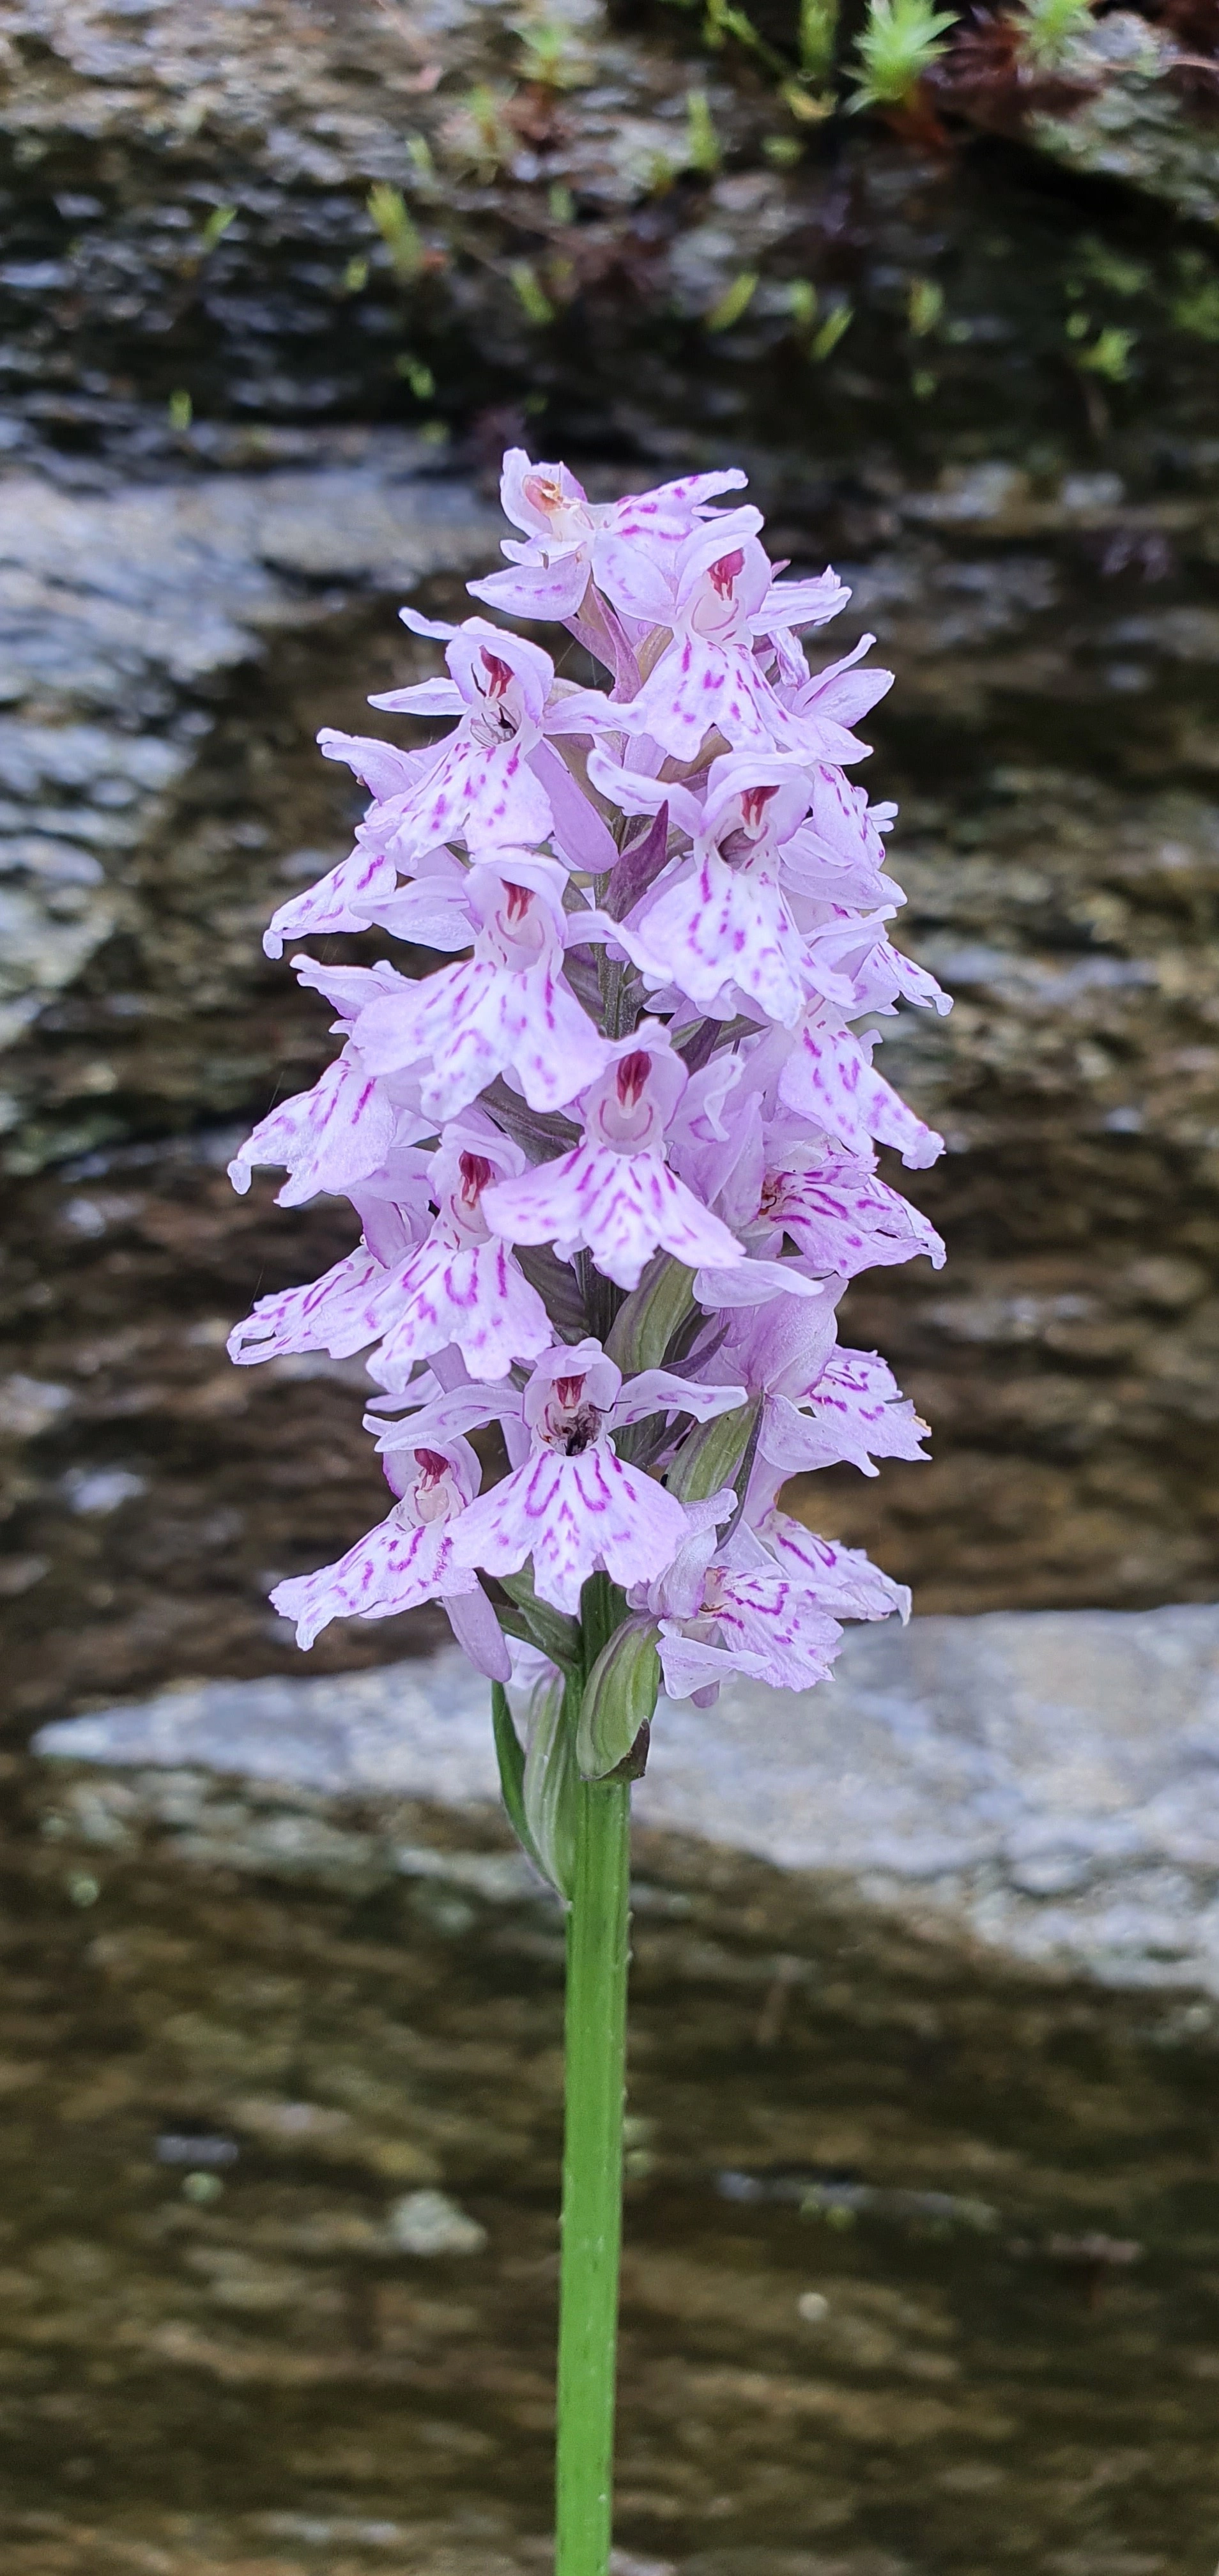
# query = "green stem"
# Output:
<box><xmin>555</xmin><ymin>1771</ymin><xmax>631</xmax><ymax>2576</ymax></box>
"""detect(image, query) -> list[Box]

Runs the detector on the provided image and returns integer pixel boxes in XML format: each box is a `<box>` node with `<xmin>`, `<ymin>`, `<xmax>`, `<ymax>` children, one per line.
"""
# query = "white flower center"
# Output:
<box><xmin>444</xmin><ymin>1149</ymin><xmax>494</xmax><ymax>1243</ymax></box>
<box><xmin>409</xmin><ymin>1448</ymin><xmax>463</xmax><ymax>1525</ymax></box>
<box><xmin>523</xmin><ymin>472</ymin><xmax>587</xmax><ymax>541</ymax></box>
<box><xmin>540</xmin><ymin>1372</ymin><xmax>604</xmax><ymax>1456</ymax></box>
<box><xmin>592</xmin><ymin>1049</ymin><xmax>664</xmax><ymax>1154</ymax></box>
<box><xmin>470</xmin><ymin>646</ymin><xmax>525</xmax><ymax>746</ymax></box>
<box><xmin>479</xmin><ymin>878</ymin><xmax>553</xmax><ymax>973</ymax></box>
<box><xmin>691</xmin><ymin>548</ymin><xmax>747</xmax><ymax>640</ymax></box>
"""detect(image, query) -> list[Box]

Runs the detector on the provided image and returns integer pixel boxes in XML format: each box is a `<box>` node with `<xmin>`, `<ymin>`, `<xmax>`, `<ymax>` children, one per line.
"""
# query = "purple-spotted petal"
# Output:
<box><xmin>484</xmin><ymin>1141</ymin><xmax>744</xmax><ymax>1292</ymax></box>
<box><xmin>272</xmin><ymin>1512</ymin><xmax>473</xmax><ymax>1652</ymax></box>
<box><xmin>227</xmin><ymin>1050</ymin><xmax>399</xmax><ymax>1207</ymax></box>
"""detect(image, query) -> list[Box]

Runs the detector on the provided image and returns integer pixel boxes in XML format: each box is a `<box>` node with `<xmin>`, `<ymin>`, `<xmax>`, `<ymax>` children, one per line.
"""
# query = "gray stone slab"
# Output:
<box><xmin>34</xmin><ymin>1604</ymin><xmax>1219</xmax><ymax>1991</ymax></box>
<box><xmin>0</xmin><ymin>450</ymin><xmax>498</xmax><ymax>1071</ymax></box>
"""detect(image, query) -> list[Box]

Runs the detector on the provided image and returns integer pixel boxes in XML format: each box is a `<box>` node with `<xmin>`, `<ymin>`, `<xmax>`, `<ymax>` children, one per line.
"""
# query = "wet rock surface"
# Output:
<box><xmin>1</xmin><ymin>0</ymin><xmax>1217</xmax><ymax>470</ymax></box>
<box><xmin>1031</xmin><ymin>11</ymin><xmax>1219</xmax><ymax>228</ymax></box>
<box><xmin>0</xmin><ymin>1733</ymin><xmax>1214</xmax><ymax>2570</ymax></box>
<box><xmin>0</xmin><ymin>440</ymin><xmax>496</xmax><ymax>1165</ymax></box>
<box><xmin>35</xmin><ymin>1609</ymin><xmax>1219</xmax><ymax>1993</ymax></box>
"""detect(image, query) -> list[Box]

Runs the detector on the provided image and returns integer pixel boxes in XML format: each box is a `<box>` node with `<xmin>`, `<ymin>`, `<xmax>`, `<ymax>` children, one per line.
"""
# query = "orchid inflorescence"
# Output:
<box><xmin>227</xmin><ymin>451</ymin><xmax>949</xmax><ymax>1836</ymax></box>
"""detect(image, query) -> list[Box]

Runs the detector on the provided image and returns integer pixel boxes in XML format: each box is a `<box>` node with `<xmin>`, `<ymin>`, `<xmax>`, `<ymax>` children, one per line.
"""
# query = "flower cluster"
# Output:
<box><xmin>228</xmin><ymin>451</ymin><xmax>947</xmax><ymax>1754</ymax></box>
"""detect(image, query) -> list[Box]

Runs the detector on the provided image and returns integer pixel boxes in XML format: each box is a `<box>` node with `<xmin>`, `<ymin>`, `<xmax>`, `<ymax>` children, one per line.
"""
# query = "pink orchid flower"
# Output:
<box><xmin>233</xmin><ymin>449</ymin><xmax>946</xmax><ymax>1735</ymax></box>
<box><xmin>468</xmin><ymin>449</ymin><xmax>749</xmax><ymax>625</ymax></box>
<box><xmin>446</xmin><ymin>1341</ymin><xmax>744</xmax><ymax>1614</ymax></box>
<box><xmin>350</xmin><ymin>855</ymin><xmax>611</xmax><ymax>1121</ymax></box>
<box><xmin>481</xmin><ymin>1027</ymin><xmax>747</xmax><ymax>1292</ymax></box>
<box><xmin>359</xmin><ymin>613</ymin><xmax>615</xmax><ymax>868</ymax></box>
<box><xmin>270</xmin><ymin>1434</ymin><xmax>489</xmax><ymax>1653</ymax></box>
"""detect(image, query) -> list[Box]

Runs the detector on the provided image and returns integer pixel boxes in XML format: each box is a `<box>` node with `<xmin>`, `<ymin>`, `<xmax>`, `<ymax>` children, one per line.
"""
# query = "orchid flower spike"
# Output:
<box><xmin>229</xmin><ymin>448</ymin><xmax>947</xmax><ymax>1735</ymax></box>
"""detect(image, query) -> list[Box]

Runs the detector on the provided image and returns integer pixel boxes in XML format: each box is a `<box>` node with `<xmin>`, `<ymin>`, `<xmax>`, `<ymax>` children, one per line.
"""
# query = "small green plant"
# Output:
<box><xmin>1077</xmin><ymin>326</ymin><xmax>1137</xmax><ymax>381</ymax></box>
<box><xmin>1173</xmin><ymin>253</ymin><xmax>1219</xmax><ymax>342</ymax></box>
<box><xmin>395</xmin><ymin>352</ymin><xmax>436</xmax><ymax>399</ymax></box>
<box><xmin>548</xmin><ymin>180</ymin><xmax>577</xmax><ymax>224</ymax></box>
<box><xmin>1016</xmin><ymin>0</ymin><xmax>1093</xmax><ymax>65</ymax></box>
<box><xmin>702</xmin><ymin>0</ymin><xmax>789</xmax><ymax>73</ymax></box>
<box><xmin>787</xmin><ymin>277</ymin><xmax>818</xmax><ymax>332</ymax></box>
<box><xmin>511</xmin><ymin>259</ymin><xmax>556</xmax><ymax>325</ymax></box>
<box><xmin>809</xmin><ymin>298</ymin><xmax>853</xmax><ymax>359</ymax></box>
<box><xmin>198</xmin><ymin>204</ymin><xmax>236</xmax><ymax>255</ymax></box>
<box><xmin>343</xmin><ymin>254</ymin><xmax>369</xmax><ymax>294</ymax></box>
<box><xmin>1077</xmin><ymin>238</ymin><xmax>1149</xmax><ymax>298</ymax></box>
<box><xmin>849</xmin><ymin>0</ymin><xmax>958</xmax><ymax>107</ymax></box>
<box><xmin>798</xmin><ymin>0</ymin><xmax>839</xmax><ymax>82</ymax></box>
<box><xmin>705</xmin><ymin>270</ymin><xmax>758</xmax><ymax>332</ymax></box>
<box><xmin>446</xmin><ymin>84</ymin><xmax>518</xmax><ymax>179</ymax></box>
<box><xmin>685</xmin><ymin>88</ymin><xmax>721</xmax><ymax>174</ymax></box>
<box><xmin>763</xmin><ymin>132</ymin><xmax>802</xmax><ymax>165</ymax></box>
<box><xmin>515</xmin><ymin>10</ymin><xmax>593</xmax><ymax>88</ymax></box>
<box><xmin>167</xmin><ymin>388</ymin><xmax>192</xmax><ymax>432</ymax></box>
<box><xmin>908</xmin><ymin>275</ymin><xmax>944</xmax><ymax>336</ymax></box>
<box><xmin>367</xmin><ymin>183</ymin><xmax>425</xmax><ymax>282</ymax></box>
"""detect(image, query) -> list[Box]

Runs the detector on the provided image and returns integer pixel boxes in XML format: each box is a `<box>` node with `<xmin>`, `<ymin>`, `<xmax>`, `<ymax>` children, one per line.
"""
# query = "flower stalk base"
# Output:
<box><xmin>555</xmin><ymin>1771</ymin><xmax>631</xmax><ymax>2576</ymax></box>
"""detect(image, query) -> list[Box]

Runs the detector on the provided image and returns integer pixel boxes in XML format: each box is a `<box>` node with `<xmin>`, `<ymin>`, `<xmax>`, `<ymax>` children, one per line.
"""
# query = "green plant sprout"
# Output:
<box><xmin>809</xmin><ymin>298</ymin><xmax>853</xmax><ymax>358</ymax></box>
<box><xmin>705</xmin><ymin>270</ymin><xmax>759</xmax><ymax>331</ymax></box>
<box><xmin>367</xmin><ymin>183</ymin><xmax>425</xmax><ymax>281</ymax></box>
<box><xmin>511</xmin><ymin>259</ymin><xmax>556</xmax><ymax>324</ymax></box>
<box><xmin>685</xmin><ymin>88</ymin><xmax>721</xmax><ymax>173</ymax></box>
<box><xmin>198</xmin><ymin>204</ymin><xmax>236</xmax><ymax>255</ymax></box>
<box><xmin>343</xmin><ymin>254</ymin><xmax>369</xmax><ymax>294</ymax></box>
<box><xmin>763</xmin><ymin>132</ymin><xmax>803</xmax><ymax>164</ymax></box>
<box><xmin>515</xmin><ymin>10</ymin><xmax>593</xmax><ymax>89</ymax></box>
<box><xmin>1172</xmin><ymin>254</ymin><xmax>1219</xmax><ymax>342</ymax></box>
<box><xmin>1077</xmin><ymin>237</ymin><xmax>1149</xmax><ymax>298</ymax></box>
<box><xmin>908</xmin><ymin>275</ymin><xmax>944</xmax><ymax>336</ymax></box>
<box><xmin>849</xmin><ymin>0</ymin><xmax>958</xmax><ymax>107</ymax></box>
<box><xmin>799</xmin><ymin>0</ymin><xmax>839</xmax><ymax>83</ymax></box>
<box><xmin>1077</xmin><ymin>326</ymin><xmax>1137</xmax><ymax>381</ymax></box>
<box><xmin>394</xmin><ymin>352</ymin><xmax>436</xmax><ymax>399</ymax></box>
<box><xmin>789</xmin><ymin>278</ymin><xmax>818</xmax><ymax>325</ymax></box>
<box><xmin>549</xmin><ymin>180</ymin><xmax>577</xmax><ymax>224</ymax></box>
<box><xmin>448</xmin><ymin>84</ymin><xmax>518</xmax><ymax>179</ymax></box>
<box><xmin>167</xmin><ymin>390</ymin><xmax>192</xmax><ymax>432</ymax></box>
<box><xmin>1016</xmin><ymin>0</ymin><xmax>1094</xmax><ymax>65</ymax></box>
<box><xmin>702</xmin><ymin>0</ymin><xmax>790</xmax><ymax>72</ymax></box>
